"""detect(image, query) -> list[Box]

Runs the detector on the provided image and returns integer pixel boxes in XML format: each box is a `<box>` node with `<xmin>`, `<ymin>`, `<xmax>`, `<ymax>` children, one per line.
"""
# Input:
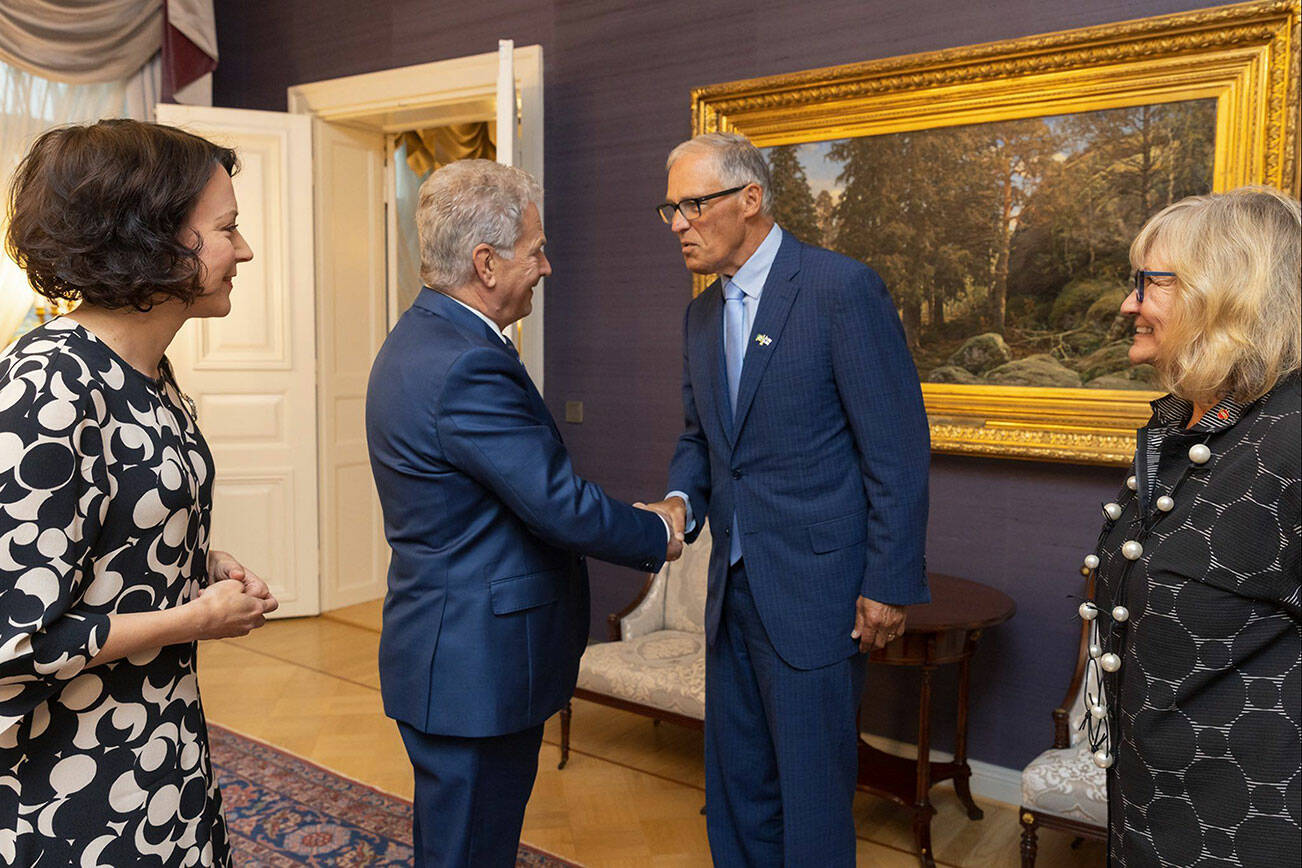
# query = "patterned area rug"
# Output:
<box><xmin>209</xmin><ymin>723</ymin><xmax>578</xmax><ymax>866</ymax></box>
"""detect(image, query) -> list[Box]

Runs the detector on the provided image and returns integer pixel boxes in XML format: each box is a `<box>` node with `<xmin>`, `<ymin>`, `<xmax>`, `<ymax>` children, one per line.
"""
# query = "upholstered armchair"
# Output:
<box><xmin>558</xmin><ymin>520</ymin><xmax>713</xmax><ymax>767</ymax></box>
<box><xmin>1018</xmin><ymin>570</ymin><xmax>1107</xmax><ymax>865</ymax></box>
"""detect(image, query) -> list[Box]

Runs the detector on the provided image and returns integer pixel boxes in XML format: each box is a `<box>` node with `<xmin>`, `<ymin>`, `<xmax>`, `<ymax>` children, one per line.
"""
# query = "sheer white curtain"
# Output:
<box><xmin>393</xmin><ymin>136</ymin><xmax>430</xmax><ymax>318</ymax></box>
<box><xmin>0</xmin><ymin>56</ymin><xmax>161</xmax><ymax>345</ymax></box>
<box><xmin>391</xmin><ymin>123</ymin><xmax>498</xmax><ymax>318</ymax></box>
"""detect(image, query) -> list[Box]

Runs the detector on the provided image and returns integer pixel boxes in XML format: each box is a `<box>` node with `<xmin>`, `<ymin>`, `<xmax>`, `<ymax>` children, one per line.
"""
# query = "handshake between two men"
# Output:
<box><xmin>634</xmin><ymin>496</ymin><xmax>689</xmax><ymax>563</ymax></box>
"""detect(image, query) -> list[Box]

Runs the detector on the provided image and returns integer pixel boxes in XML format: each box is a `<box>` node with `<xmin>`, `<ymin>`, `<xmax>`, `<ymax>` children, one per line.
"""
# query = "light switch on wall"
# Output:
<box><xmin>564</xmin><ymin>401</ymin><xmax>583</xmax><ymax>423</ymax></box>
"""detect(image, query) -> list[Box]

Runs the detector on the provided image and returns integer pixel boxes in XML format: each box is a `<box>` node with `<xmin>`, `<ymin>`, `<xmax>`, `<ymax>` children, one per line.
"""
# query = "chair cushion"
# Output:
<box><xmin>577</xmin><ymin>630</ymin><xmax>705</xmax><ymax>720</ymax></box>
<box><xmin>1021</xmin><ymin>742</ymin><xmax>1107</xmax><ymax>827</ymax></box>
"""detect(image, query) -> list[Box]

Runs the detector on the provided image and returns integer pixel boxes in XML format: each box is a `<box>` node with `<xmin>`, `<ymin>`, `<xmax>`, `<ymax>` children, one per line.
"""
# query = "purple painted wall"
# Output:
<box><xmin>212</xmin><ymin>0</ymin><xmax>1207</xmax><ymax>770</ymax></box>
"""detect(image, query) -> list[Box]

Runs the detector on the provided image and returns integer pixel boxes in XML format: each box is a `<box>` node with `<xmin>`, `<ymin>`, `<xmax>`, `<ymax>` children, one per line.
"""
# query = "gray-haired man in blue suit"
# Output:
<box><xmin>366</xmin><ymin>160</ymin><xmax>682</xmax><ymax>867</ymax></box>
<box><xmin>643</xmin><ymin>133</ymin><xmax>931</xmax><ymax>865</ymax></box>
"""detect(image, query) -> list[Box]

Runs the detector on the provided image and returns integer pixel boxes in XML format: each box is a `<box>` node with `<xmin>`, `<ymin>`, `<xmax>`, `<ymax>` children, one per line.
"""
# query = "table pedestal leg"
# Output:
<box><xmin>856</xmin><ymin>604</ymin><xmax>1011</xmax><ymax>867</ymax></box>
<box><xmin>914</xmin><ymin>663</ymin><xmax>937</xmax><ymax>868</ymax></box>
<box><xmin>952</xmin><ymin>630</ymin><xmax>983</xmax><ymax>820</ymax></box>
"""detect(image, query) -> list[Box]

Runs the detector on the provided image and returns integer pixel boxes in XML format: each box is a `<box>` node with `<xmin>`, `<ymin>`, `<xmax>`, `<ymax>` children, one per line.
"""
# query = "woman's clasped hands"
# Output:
<box><xmin>191</xmin><ymin>550</ymin><xmax>279</xmax><ymax>639</ymax></box>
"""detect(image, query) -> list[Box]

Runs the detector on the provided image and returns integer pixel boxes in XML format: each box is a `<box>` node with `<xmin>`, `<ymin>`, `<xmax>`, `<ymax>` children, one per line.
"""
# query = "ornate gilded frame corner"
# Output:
<box><xmin>691</xmin><ymin>0</ymin><xmax>1300</xmax><ymax>465</ymax></box>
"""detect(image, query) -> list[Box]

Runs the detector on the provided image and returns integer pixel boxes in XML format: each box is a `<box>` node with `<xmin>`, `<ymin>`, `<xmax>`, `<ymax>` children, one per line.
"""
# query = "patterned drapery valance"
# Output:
<box><xmin>0</xmin><ymin>0</ymin><xmax>215</xmax><ymax>87</ymax></box>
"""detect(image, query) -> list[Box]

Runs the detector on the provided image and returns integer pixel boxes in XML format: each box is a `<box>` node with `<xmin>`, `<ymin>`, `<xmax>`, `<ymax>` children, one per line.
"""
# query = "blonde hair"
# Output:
<box><xmin>1129</xmin><ymin>186</ymin><xmax>1301</xmax><ymax>405</ymax></box>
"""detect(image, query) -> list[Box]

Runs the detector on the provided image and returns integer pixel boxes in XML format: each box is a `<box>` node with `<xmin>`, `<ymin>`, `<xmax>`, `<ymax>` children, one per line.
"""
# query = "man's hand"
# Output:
<box><xmin>637</xmin><ymin>497</ymin><xmax>687</xmax><ymax>537</ymax></box>
<box><xmin>850</xmin><ymin>596</ymin><xmax>905</xmax><ymax>653</ymax></box>
<box><xmin>208</xmin><ymin>550</ymin><xmax>280</xmax><ymax>614</ymax></box>
<box><xmin>635</xmin><ymin>497</ymin><xmax>687</xmax><ymax>562</ymax></box>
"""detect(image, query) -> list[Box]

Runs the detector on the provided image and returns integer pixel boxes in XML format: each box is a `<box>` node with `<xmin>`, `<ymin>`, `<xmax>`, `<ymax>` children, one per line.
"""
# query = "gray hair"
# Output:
<box><xmin>666</xmin><ymin>132</ymin><xmax>773</xmax><ymax>216</ymax></box>
<box><xmin>416</xmin><ymin>159</ymin><xmax>542</xmax><ymax>290</ymax></box>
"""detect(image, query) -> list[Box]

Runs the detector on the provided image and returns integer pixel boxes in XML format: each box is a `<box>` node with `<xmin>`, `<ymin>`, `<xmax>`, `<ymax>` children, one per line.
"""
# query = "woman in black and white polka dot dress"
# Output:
<box><xmin>0</xmin><ymin>120</ymin><xmax>278</xmax><ymax>866</ymax></box>
<box><xmin>1079</xmin><ymin>187</ymin><xmax>1300</xmax><ymax>867</ymax></box>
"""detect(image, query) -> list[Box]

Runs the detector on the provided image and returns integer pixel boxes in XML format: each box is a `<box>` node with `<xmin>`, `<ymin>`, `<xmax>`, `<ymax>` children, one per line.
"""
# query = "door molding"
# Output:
<box><xmin>287</xmin><ymin>45</ymin><xmax>546</xmax><ymax>391</ymax></box>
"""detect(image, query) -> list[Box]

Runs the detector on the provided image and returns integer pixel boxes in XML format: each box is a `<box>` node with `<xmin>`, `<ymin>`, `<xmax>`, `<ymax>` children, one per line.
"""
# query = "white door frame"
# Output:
<box><xmin>286</xmin><ymin>45</ymin><xmax>545</xmax><ymax>383</ymax></box>
<box><xmin>310</xmin><ymin>120</ymin><xmax>389</xmax><ymax>612</ymax></box>
<box><xmin>287</xmin><ymin>47</ymin><xmax>545</xmax><ymax>612</ymax></box>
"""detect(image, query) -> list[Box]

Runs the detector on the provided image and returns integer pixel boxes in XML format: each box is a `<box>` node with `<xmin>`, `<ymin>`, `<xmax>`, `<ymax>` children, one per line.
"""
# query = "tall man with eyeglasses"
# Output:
<box><xmin>640</xmin><ymin>132</ymin><xmax>931</xmax><ymax>865</ymax></box>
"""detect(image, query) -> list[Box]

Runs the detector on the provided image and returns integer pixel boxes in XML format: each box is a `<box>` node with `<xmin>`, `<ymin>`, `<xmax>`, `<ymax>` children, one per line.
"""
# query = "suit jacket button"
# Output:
<box><xmin>723</xmin><ymin>527</ymin><xmax>731</xmax><ymax>535</ymax></box>
<box><xmin>731</xmin><ymin>469</ymin><xmax>742</xmax><ymax>479</ymax></box>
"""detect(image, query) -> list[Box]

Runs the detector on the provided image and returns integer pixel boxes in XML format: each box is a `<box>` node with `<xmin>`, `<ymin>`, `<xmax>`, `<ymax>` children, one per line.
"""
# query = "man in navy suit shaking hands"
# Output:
<box><xmin>642</xmin><ymin>133</ymin><xmax>931</xmax><ymax>866</ymax></box>
<box><xmin>366</xmin><ymin>160</ymin><xmax>682</xmax><ymax>867</ymax></box>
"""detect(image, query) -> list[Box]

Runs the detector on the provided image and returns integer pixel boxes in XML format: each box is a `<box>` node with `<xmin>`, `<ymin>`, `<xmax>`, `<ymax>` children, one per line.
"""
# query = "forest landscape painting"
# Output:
<box><xmin>762</xmin><ymin>99</ymin><xmax>1216</xmax><ymax>392</ymax></box>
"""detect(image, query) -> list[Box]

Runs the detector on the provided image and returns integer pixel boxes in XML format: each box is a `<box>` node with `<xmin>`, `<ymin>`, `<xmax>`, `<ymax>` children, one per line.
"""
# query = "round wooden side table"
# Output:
<box><xmin>857</xmin><ymin>573</ymin><xmax>1016</xmax><ymax>867</ymax></box>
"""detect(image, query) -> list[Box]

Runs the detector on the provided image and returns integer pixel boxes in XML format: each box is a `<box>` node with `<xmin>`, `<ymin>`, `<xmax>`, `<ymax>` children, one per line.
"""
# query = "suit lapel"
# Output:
<box><xmin>501</xmin><ymin>341</ymin><xmax>562</xmax><ymax>443</ymax></box>
<box><xmin>733</xmin><ymin>236</ymin><xmax>801</xmax><ymax>436</ymax></box>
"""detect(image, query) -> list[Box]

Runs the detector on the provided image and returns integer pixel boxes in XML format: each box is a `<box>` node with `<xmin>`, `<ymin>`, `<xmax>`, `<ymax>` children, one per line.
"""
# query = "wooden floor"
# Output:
<box><xmin>198</xmin><ymin>602</ymin><xmax>1104</xmax><ymax>867</ymax></box>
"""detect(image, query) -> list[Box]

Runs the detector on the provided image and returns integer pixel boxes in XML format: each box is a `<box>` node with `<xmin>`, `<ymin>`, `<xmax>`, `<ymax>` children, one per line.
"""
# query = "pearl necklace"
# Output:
<box><xmin>1078</xmin><ymin>439</ymin><xmax>1212</xmax><ymax>769</ymax></box>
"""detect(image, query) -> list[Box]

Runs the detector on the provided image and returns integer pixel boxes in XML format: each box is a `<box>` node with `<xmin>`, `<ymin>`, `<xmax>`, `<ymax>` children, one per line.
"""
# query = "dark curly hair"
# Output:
<box><xmin>4</xmin><ymin>119</ymin><xmax>238</xmax><ymax>311</ymax></box>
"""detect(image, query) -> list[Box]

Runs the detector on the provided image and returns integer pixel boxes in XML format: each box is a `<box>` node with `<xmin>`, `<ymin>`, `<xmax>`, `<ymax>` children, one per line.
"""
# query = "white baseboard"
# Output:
<box><xmin>859</xmin><ymin>733</ymin><xmax>1023</xmax><ymax>808</ymax></box>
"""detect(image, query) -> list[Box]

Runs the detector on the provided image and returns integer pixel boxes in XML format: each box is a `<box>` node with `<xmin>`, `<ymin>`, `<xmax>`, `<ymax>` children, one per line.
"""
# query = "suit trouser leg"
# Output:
<box><xmin>706</xmin><ymin>562</ymin><xmax>785</xmax><ymax>867</ymax></box>
<box><xmin>705</xmin><ymin>560</ymin><xmax>867</xmax><ymax>868</ymax></box>
<box><xmin>397</xmin><ymin>721</ymin><xmax>545</xmax><ymax>868</ymax></box>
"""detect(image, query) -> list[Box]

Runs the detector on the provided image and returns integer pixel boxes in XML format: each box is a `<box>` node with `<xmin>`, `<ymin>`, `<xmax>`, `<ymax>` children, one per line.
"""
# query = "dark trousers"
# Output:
<box><xmin>397</xmin><ymin>721</ymin><xmax>545</xmax><ymax>868</ymax></box>
<box><xmin>704</xmin><ymin>560</ymin><xmax>867</xmax><ymax>867</ymax></box>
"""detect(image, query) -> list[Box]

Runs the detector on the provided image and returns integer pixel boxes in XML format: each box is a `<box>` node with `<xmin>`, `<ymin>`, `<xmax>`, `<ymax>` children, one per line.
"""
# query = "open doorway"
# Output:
<box><xmin>288</xmin><ymin>43</ymin><xmax>544</xmax><ymax>380</ymax></box>
<box><xmin>389</xmin><ymin>121</ymin><xmax>497</xmax><ymax>324</ymax></box>
<box><xmin>156</xmin><ymin>43</ymin><xmax>544</xmax><ymax>617</ymax></box>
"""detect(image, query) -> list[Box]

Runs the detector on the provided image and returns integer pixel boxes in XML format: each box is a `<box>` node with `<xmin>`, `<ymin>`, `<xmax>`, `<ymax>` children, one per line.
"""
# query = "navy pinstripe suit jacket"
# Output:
<box><xmin>667</xmin><ymin>231</ymin><xmax>931</xmax><ymax>670</ymax></box>
<box><xmin>367</xmin><ymin>289</ymin><xmax>667</xmax><ymax>737</ymax></box>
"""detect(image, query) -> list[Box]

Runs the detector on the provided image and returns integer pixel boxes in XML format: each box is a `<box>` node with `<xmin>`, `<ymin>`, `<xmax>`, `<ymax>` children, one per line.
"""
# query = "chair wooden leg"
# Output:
<box><xmin>558</xmin><ymin>701</ymin><xmax>572</xmax><ymax>769</ymax></box>
<box><xmin>1019</xmin><ymin>811</ymin><xmax>1038</xmax><ymax>868</ymax></box>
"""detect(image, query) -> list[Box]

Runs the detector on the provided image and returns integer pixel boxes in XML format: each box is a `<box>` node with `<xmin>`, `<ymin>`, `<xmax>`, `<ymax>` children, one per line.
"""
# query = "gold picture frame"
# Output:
<box><xmin>691</xmin><ymin>0</ymin><xmax>1299</xmax><ymax>465</ymax></box>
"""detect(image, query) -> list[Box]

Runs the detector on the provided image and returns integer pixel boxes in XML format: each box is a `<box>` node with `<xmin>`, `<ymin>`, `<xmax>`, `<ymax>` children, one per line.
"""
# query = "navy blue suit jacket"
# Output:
<box><xmin>667</xmin><ymin>232</ymin><xmax>931</xmax><ymax>670</ymax></box>
<box><xmin>367</xmin><ymin>289</ymin><xmax>667</xmax><ymax>737</ymax></box>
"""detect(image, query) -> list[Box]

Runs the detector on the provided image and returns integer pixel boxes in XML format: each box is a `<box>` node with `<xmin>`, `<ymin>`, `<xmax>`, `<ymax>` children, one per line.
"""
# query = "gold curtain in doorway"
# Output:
<box><xmin>397</xmin><ymin>122</ymin><xmax>495</xmax><ymax>176</ymax></box>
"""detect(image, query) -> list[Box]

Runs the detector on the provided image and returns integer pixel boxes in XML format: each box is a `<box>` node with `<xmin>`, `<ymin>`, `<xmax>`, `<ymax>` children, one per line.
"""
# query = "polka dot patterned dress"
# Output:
<box><xmin>1090</xmin><ymin>372</ymin><xmax>1300</xmax><ymax>867</ymax></box>
<box><xmin>0</xmin><ymin>319</ymin><xmax>231</xmax><ymax>866</ymax></box>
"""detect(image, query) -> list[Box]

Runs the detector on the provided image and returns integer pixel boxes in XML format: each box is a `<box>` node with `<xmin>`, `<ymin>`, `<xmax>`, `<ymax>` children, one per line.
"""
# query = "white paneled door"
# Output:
<box><xmin>311</xmin><ymin>120</ymin><xmax>388</xmax><ymax>610</ymax></box>
<box><xmin>155</xmin><ymin>104</ymin><xmax>320</xmax><ymax>617</ymax></box>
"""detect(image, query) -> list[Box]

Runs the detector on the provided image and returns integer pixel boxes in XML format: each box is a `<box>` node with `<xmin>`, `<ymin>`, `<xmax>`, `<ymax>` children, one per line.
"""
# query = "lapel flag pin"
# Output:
<box><xmin>755</xmin><ymin>334</ymin><xmax>772</xmax><ymax>346</ymax></box>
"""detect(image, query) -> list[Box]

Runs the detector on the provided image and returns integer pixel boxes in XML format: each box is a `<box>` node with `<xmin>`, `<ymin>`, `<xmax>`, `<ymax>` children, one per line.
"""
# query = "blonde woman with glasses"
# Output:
<box><xmin>1075</xmin><ymin>187</ymin><xmax>1300</xmax><ymax>867</ymax></box>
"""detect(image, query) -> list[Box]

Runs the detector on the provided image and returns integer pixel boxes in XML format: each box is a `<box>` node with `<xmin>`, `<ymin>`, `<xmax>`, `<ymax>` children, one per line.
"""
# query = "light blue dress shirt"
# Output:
<box><xmin>669</xmin><ymin>223</ymin><xmax>784</xmax><ymax>554</ymax></box>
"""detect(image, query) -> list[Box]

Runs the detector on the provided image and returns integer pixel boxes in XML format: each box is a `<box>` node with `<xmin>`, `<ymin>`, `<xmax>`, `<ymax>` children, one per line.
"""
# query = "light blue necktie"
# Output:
<box><xmin>724</xmin><ymin>281</ymin><xmax>746</xmax><ymax>564</ymax></box>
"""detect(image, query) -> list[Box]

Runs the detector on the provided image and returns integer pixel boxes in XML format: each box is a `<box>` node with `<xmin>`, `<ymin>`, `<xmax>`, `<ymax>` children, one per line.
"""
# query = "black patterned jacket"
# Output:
<box><xmin>1094</xmin><ymin>371</ymin><xmax>1300</xmax><ymax>867</ymax></box>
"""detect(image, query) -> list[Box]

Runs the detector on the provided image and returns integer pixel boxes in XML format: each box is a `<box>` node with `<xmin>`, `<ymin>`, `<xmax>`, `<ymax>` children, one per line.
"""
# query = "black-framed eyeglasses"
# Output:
<box><xmin>1131</xmin><ymin>269</ymin><xmax>1177</xmax><ymax>303</ymax></box>
<box><xmin>656</xmin><ymin>186</ymin><xmax>747</xmax><ymax>224</ymax></box>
